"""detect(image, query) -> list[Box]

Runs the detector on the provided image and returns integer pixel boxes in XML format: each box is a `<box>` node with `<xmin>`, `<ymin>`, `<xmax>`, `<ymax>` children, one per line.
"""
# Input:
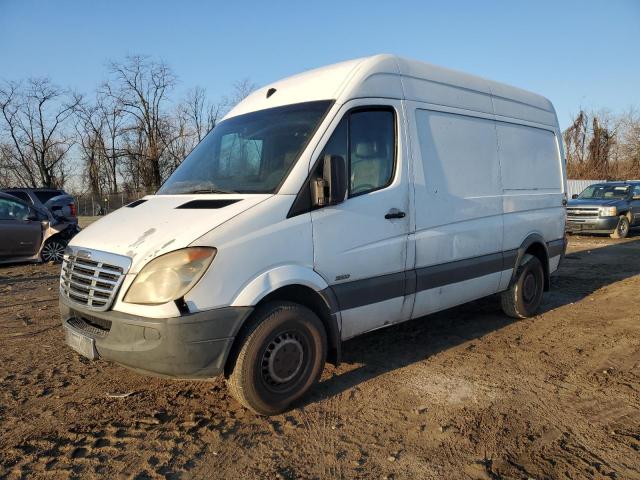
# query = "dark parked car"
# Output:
<box><xmin>566</xmin><ymin>181</ymin><xmax>640</xmax><ymax>238</ymax></box>
<box><xmin>0</xmin><ymin>192</ymin><xmax>78</xmax><ymax>264</ymax></box>
<box><xmin>0</xmin><ymin>187</ymin><xmax>78</xmax><ymax>225</ymax></box>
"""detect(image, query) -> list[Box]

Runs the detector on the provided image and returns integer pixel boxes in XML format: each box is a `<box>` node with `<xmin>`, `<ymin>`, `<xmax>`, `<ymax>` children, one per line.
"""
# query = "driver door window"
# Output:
<box><xmin>319</xmin><ymin>108</ymin><xmax>396</xmax><ymax>198</ymax></box>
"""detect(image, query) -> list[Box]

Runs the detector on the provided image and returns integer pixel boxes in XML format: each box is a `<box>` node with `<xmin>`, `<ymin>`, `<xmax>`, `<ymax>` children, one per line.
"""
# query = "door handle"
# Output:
<box><xmin>385</xmin><ymin>208</ymin><xmax>406</xmax><ymax>219</ymax></box>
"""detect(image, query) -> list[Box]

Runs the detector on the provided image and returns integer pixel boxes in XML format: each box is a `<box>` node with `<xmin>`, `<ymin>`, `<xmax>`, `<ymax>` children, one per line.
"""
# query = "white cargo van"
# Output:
<box><xmin>60</xmin><ymin>55</ymin><xmax>567</xmax><ymax>415</ymax></box>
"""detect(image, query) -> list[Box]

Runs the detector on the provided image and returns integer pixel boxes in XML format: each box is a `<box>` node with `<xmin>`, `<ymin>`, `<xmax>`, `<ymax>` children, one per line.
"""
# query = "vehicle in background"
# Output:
<box><xmin>566</xmin><ymin>181</ymin><xmax>640</xmax><ymax>238</ymax></box>
<box><xmin>59</xmin><ymin>55</ymin><xmax>567</xmax><ymax>415</ymax></box>
<box><xmin>1</xmin><ymin>188</ymin><xmax>78</xmax><ymax>225</ymax></box>
<box><xmin>0</xmin><ymin>192</ymin><xmax>78</xmax><ymax>264</ymax></box>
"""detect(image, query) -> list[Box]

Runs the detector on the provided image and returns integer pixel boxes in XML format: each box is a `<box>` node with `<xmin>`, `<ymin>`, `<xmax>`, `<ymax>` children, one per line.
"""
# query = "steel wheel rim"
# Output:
<box><xmin>522</xmin><ymin>271</ymin><xmax>537</xmax><ymax>304</ymax></box>
<box><xmin>261</xmin><ymin>331</ymin><xmax>306</xmax><ymax>388</ymax></box>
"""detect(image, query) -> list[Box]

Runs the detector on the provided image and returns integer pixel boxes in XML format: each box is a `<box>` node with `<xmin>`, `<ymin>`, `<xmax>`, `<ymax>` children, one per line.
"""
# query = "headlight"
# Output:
<box><xmin>124</xmin><ymin>247</ymin><xmax>216</xmax><ymax>305</ymax></box>
<box><xmin>599</xmin><ymin>206</ymin><xmax>617</xmax><ymax>217</ymax></box>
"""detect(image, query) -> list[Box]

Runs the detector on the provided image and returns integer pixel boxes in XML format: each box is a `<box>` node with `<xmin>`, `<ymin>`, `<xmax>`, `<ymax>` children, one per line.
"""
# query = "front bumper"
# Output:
<box><xmin>566</xmin><ymin>216</ymin><xmax>619</xmax><ymax>233</ymax></box>
<box><xmin>60</xmin><ymin>299</ymin><xmax>252</xmax><ymax>379</ymax></box>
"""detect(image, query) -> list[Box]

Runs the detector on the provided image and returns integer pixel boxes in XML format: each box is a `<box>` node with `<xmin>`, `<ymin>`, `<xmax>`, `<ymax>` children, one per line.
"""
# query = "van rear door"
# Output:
<box><xmin>310</xmin><ymin>100</ymin><xmax>411</xmax><ymax>339</ymax></box>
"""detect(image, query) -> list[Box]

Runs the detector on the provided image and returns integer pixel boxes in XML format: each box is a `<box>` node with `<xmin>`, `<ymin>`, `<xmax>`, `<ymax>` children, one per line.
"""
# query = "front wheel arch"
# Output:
<box><xmin>224</xmin><ymin>284</ymin><xmax>341</xmax><ymax>378</ymax></box>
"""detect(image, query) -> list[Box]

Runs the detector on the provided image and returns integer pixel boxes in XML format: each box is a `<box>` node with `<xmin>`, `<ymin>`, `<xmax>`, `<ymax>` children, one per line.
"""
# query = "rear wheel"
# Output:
<box><xmin>41</xmin><ymin>237</ymin><xmax>66</xmax><ymax>263</ymax></box>
<box><xmin>226</xmin><ymin>302</ymin><xmax>327</xmax><ymax>416</ymax></box>
<box><xmin>501</xmin><ymin>254</ymin><xmax>544</xmax><ymax>319</ymax></box>
<box><xmin>610</xmin><ymin>215</ymin><xmax>630</xmax><ymax>239</ymax></box>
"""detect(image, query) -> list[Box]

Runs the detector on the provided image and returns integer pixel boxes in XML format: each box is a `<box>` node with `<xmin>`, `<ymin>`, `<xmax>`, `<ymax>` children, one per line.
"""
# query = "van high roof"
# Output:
<box><xmin>226</xmin><ymin>54</ymin><xmax>557</xmax><ymax>127</ymax></box>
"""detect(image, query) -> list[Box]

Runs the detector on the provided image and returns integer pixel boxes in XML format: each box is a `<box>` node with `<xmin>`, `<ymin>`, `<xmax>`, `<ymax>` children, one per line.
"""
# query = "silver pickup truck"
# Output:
<box><xmin>566</xmin><ymin>182</ymin><xmax>640</xmax><ymax>238</ymax></box>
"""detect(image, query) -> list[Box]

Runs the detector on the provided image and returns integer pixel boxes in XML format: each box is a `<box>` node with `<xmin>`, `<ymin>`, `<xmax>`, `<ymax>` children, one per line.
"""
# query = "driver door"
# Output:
<box><xmin>0</xmin><ymin>198</ymin><xmax>43</xmax><ymax>258</ymax></box>
<box><xmin>310</xmin><ymin>100</ymin><xmax>412</xmax><ymax>339</ymax></box>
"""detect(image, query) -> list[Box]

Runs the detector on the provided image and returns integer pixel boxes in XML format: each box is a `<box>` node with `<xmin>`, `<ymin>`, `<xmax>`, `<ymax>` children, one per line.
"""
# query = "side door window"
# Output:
<box><xmin>349</xmin><ymin>110</ymin><xmax>395</xmax><ymax>196</ymax></box>
<box><xmin>0</xmin><ymin>198</ymin><xmax>30</xmax><ymax>221</ymax></box>
<box><xmin>317</xmin><ymin>108</ymin><xmax>396</xmax><ymax>198</ymax></box>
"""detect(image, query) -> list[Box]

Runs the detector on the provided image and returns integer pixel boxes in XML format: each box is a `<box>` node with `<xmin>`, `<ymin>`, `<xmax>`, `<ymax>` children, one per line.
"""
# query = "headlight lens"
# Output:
<box><xmin>599</xmin><ymin>206</ymin><xmax>617</xmax><ymax>217</ymax></box>
<box><xmin>124</xmin><ymin>247</ymin><xmax>216</xmax><ymax>305</ymax></box>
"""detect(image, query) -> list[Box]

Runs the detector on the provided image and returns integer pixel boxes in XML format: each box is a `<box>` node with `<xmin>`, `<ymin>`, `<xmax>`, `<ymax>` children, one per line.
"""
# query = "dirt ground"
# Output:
<box><xmin>1</xmin><ymin>234</ymin><xmax>639</xmax><ymax>480</ymax></box>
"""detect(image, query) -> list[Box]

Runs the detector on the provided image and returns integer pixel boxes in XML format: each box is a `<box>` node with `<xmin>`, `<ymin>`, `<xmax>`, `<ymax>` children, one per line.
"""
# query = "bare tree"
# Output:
<box><xmin>586</xmin><ymin>115</ymin><xmax>616</xmax><ymax>178</ymax></box>
<box><xmin>0</xmin><ymin>78</ymin><xmax>80</xmax><ymax>187</ymax></box>
<box><xmin>230</xmin><ymin>78</ymin><xmax>256</xmax><ymax>105</ymax></box>
<box><xmin>618</xmin><ymin>108</ymin><xmax>640</xmax><ymax>178</ymax></box>
<box><xmin>76</xmin><ymin>89</ymin><xmax>126</xmax><ymax>197</ymax></box>
<box><xmin>182</xmin><ymin>86</ymin><xmax>225</xmax><ymax>142</ymax></box>
<box><xmin>106</xmin><ymin>55</ymin><xmax>177</xmax><ymax>191</ymax></box>
<box><xmin>564</xmin><ymin>109</ymin><xmax>640</xmax><ymax>180</ymax></box>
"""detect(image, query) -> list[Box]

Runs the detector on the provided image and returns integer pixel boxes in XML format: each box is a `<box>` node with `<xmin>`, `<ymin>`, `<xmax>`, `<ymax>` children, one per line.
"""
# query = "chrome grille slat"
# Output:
<box><xmin>61</xmin><ymin>273</ymin><xmax>116</xmax><ymax>293</ymax></box>
<box><xmin>62</xmin><ymin>267</ymin><xmax>118</xmax><ymax>286</ymax></box>
<box><xmin>566</xmin><ymin>207</ymin><xmax>599</xmax><ymax>219</ymax></box>
<box><xmin>59</xmin><ymin>247</ymin><xmax>131</xmax><ymax>311</ymax></box>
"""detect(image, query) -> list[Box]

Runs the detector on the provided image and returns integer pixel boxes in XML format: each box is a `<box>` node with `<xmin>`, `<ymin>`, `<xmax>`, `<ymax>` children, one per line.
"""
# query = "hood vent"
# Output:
<box><xmin>126</xmin><ymin>199</ymin><xmax>147</xmax><ymax>208</ymax></box>
<box><xmin>176</xmin><ymin>199</ymin><xmax>241</xmax><ymax>209</ymax></box>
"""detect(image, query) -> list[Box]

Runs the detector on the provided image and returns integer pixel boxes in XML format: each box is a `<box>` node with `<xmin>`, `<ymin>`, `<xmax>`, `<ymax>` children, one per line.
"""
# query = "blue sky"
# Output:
<box><xmin>1</xmin><ymin>0</ymin><xmax>639</xmax><ymax>129</ymax></box>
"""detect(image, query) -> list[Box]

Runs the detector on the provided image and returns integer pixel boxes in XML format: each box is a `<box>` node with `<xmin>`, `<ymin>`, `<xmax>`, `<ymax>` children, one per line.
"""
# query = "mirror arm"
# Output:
<box><xmin>311</xmin><ymin>178</ymin><xmax>328</xmax><ymax>207</ymax></box>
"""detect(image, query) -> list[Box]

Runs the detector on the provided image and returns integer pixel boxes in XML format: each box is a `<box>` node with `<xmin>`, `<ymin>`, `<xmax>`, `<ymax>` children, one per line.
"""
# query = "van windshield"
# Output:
<box><xmin>578</xmin><ymin>184</ymin><xmax>629</xmax><ymax>200</ymax></box>
<box><xmin>158</xmin><ymin>100</ymin><xmax>332</xmax><ymax>195</ymax></box>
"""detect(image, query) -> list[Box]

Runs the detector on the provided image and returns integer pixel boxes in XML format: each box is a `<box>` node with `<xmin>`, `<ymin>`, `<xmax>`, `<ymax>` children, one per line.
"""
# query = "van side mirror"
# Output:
<box><xmin>311</xmin><ymin>155</ymin><xmax>347</xmax><ymax>207</ymax></box>
<box><xmin>571</xmin><ymin>194</ymin><xmax>578</xmax><ymax>199</ymax></box>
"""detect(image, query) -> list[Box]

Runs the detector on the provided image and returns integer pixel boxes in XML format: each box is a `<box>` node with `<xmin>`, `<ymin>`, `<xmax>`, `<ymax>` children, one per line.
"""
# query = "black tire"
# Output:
<box><xmin>610</xmin><ymin>215</ymin><xmax>630</xmax><ymax>239</ymax></box>
<box><xmin>501</xmin><ymin>254</ymin><xmax>544</xmax><ymax>319</ymax></box>
<box><xmin>226</xmin><ymin>301</ymin><xmax>327</xmax><ymax>416</ymax></box>
<box><xmin>41</xmin><ymin>237</ymin><xmax>66</xmax><ymax>263</ymax></box>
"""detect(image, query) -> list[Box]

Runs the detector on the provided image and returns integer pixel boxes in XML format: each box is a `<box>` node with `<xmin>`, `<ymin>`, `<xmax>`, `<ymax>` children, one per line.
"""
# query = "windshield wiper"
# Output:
<box><xmin>185</xmin><ymin>188</ymin><xmax>237</xmax><ymax>194</ymax></box>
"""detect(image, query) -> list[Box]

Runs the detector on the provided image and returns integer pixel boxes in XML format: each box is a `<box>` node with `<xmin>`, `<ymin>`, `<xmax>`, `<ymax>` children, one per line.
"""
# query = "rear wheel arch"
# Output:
<box><xmin>511</xmin><ymin>234</ymin><xmax>550</xmax><ymax>291</ymax></box>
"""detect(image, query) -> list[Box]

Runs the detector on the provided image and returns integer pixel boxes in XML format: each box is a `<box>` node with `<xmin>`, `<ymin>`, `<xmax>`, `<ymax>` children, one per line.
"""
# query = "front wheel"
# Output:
<box><xmin>610</xmin><ymin>215</ymin><xmax>630</xmax><ymax>239</ymax></box>
<box><xmin>41</xmin><ymin>237</ymin><xmax>66</xmax><ymax>263</ymax></box>
<box><xmin>226</xmin><ymin>302</ymin><xmax>327</xmax><ymax>415</ymax></box>
<box><xmin>501</xmin><ymin>254</ymin><xmax>544</xmax><ymax>319</ymax></box>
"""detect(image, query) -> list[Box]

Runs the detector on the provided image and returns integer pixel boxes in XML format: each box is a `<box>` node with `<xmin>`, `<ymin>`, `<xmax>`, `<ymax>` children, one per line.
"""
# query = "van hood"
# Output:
<box><xmin>69</xmin><ymin>194</ymin><xmax>270</xmax><ymax>272</ymax></box>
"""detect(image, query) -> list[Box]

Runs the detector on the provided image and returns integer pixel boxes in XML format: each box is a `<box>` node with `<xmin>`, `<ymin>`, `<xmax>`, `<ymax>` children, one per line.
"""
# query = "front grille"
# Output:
<box><xmin>566</xmin><ymin>207</ymin><xmax>599</xmax><ymax>222</ymax></box>
<box><xmin>60</xmin><ymin>248</ymin><xmax>131</xmax><ymax>311</ymax></box>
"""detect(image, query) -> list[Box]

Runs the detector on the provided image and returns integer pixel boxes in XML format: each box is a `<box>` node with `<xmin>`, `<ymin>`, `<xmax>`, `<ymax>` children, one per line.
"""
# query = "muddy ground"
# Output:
<box><xmin>1</xmin><ymin>234</ymin><xmax>639</xmax><ymax>479</ymax></box>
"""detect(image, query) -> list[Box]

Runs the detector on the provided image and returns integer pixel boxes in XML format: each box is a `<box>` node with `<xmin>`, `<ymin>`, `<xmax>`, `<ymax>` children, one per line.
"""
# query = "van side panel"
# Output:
<box><xmin>410</xmin><ymin>106</ymin><xmax>505</xmax><ymax>319</ymax></box>
<box><xmin>497</xmin><ymin>121</ymin><xmax>565</xmax><ymax>283</ymax></box>
<box><xmin>498</xmin><ymin>122</ymin><xmax>563</xmax><ymax>191</ymax></box>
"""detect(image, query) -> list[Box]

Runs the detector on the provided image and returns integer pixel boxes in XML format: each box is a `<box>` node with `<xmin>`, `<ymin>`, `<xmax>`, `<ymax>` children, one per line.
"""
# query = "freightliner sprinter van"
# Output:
<box><xmin>60</xmin><ymin>55</ymin><xmax>567</xmax><ymax>415</ymax></box>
